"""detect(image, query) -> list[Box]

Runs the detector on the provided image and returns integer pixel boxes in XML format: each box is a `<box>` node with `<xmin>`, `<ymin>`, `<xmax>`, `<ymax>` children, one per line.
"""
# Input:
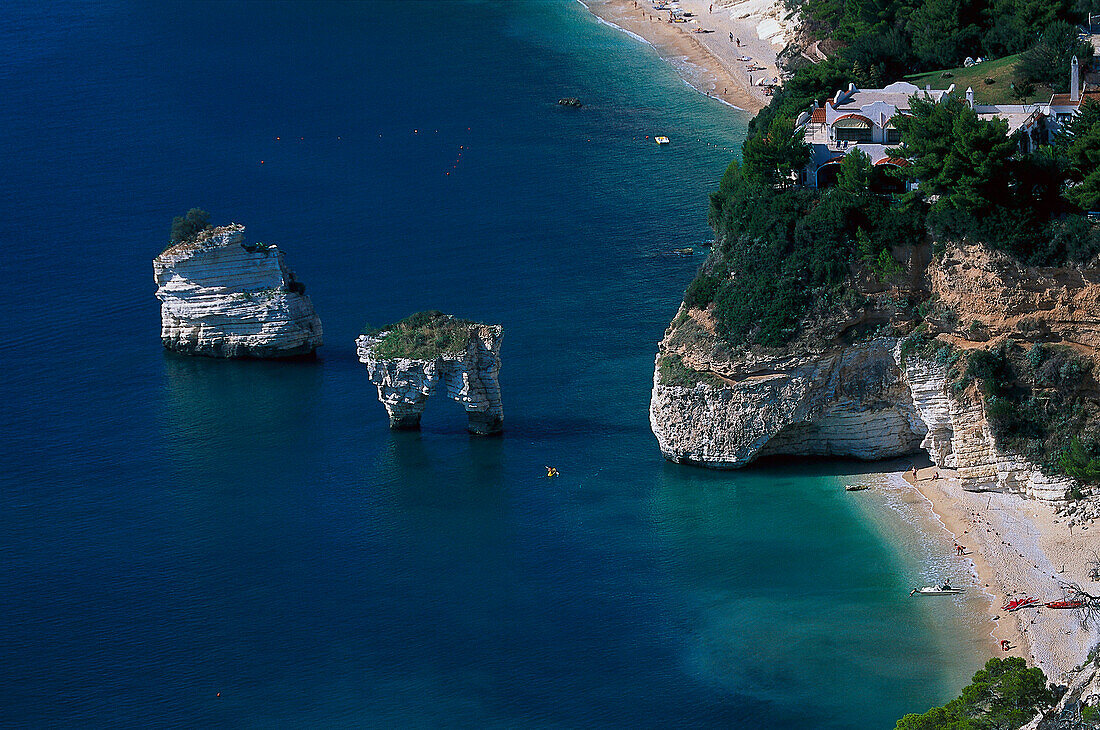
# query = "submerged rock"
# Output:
<box><xmin>153</xmin><ymin>224</ymin><xmax>323</xmax><ymax>359</ymax></box>
<box><xmin>557</xmin><ymin>97</ymin><xmax>583</xmax><ymax>108</ymax></box>
<box><xmin>357</xmin><ymin>311</ymin><xmax>503</xmax><ymax>434</ymax></box>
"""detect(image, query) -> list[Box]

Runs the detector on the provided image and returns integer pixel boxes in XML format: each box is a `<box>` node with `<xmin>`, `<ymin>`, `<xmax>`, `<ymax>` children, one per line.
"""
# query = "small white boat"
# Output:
<box><xmin>910</xmin><ymin>585</ymin><xmax>965</xmax><ymax>596</ymax></box>
<box><xmin>654</xmin><ymin>136</ymin><xmax>670</xmax><ymax>145</ymax></box>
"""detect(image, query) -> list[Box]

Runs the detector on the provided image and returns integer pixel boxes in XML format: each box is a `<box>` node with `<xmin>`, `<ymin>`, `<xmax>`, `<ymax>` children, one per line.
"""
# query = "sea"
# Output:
<box><xmin>0</xmin><ymin>1</ymin><xmax>990</xmax><ymax>727</ymax></box>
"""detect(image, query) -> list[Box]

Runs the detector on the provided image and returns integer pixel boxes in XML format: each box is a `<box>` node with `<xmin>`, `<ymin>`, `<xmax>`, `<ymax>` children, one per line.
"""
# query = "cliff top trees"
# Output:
<box><xmin>895</xmin><ymin>657</ymin><xmax>1053</xmax><ymax>730</ymax></box>
<box><xmin>1018</xmin><ymin>21</ymin><xmax>1094</xmax><ymax>92</ymax></box>
<box><xmin>1058</xmin><ymin>99</ymin><xmax>1100</xmax><ymax>211</ymax></box>
<box><xmin>169</xmin><ymin>208</ymin><xmax>212</xmax><ymax>245</ymax></box>
<box><xmin>741</xmin><ymin>116</ymin><xmax>811</xmax><ymax>189</ymax></box>
<box><xmin>892</xmin><ymin>95</ymin><xmax>1016</xmax><ymax>217</ymax></box>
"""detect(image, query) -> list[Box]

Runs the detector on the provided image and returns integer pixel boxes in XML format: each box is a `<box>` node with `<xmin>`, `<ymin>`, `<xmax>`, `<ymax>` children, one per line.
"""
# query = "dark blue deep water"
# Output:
<box><xmin>0</xmin><ymin>1</ymin><xmax>987</xmax><ymax>726</ymax></box>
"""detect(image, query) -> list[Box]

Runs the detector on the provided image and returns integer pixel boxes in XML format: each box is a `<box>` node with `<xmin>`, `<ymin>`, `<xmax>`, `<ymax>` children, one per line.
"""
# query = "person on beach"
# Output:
<box><xmin>730</xmin><ymin>31</ymin><xmax>734</xmax><ymax>42</ymax></box>
<box><xmin>736</xmin><ymin>37</ymin><xmax>741</xmax><ymax>47</ymax></box>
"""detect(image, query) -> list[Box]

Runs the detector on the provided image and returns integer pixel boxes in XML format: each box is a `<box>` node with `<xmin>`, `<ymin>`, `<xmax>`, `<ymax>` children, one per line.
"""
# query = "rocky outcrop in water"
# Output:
<box><xmin>153</xmin><ymin>224</ymin><xmax>323</xmax><ymax>358</ymax></box>
<box><xmin>651</xmin><ymin>241</ymin><xmax>1100</xmax><ymax>500</ymax></box>
<box><xmin>357</xmin><ymin>315</ymin><xmax>503</xmax><ymax>434</ymax></box>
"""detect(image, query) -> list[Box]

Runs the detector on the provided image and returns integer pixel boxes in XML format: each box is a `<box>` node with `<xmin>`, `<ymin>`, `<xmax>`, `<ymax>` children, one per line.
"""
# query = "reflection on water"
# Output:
<box><xmin>160</xmin><ymin>352</ymin><xmax>324</xmax><ymax>474</ymax></box>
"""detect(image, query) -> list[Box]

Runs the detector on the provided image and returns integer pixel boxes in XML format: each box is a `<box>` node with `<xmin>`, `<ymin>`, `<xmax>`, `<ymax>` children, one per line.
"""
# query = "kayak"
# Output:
<box><xmin>1003</xmin><ymin>597</ymin><xmax>1040</xmax><ymax>611</ymax></box>
<box><xmin>1044</xmin><ymin>600</ymin><xmax>1086</xmax><ymax>609</ymax></box>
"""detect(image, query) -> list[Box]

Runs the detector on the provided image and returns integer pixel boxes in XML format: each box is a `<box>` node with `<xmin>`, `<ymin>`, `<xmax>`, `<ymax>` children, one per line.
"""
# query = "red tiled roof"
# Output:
<box><xmin>1050</xmin><ymin>91</ymin><xmax>1100</xmax><ymax>106</ymax></box>
<box><xmin>875</xmin><ymin>157</ymin><xmax>910</xmax><ymax>167</ymax></box>
<box><xmin>810</xmin><ymin>107</ymin><xmax>827</xmax><ymax>123</ymax></box>
<box><xmin>833</xmin><ymin>113</ymin><xmax>872</xmax><ymax>125</ymax></box>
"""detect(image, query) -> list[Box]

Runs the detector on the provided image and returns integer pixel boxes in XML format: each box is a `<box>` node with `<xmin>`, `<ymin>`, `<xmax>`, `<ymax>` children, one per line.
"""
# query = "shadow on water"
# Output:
<box><xmin>158</xmin><ymin>352</ymin><xmax>324</xmax><ymax>479</ymax></box>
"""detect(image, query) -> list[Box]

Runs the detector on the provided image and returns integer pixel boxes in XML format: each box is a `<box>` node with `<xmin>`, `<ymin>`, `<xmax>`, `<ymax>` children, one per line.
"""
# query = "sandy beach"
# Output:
<box><xmin>584</xmin><ymin>0</ymin><xmax>1100</xmax><ymax>690</ymax></box>
<box><xmin>581</xmin><ymin>0</ymin><xmax>790</xmax><ymax>113</ymax></box>
<box><xmin>895</xmin><ymin>466</ymin><xmax>1100</xmax><ymax>682</ymax></box>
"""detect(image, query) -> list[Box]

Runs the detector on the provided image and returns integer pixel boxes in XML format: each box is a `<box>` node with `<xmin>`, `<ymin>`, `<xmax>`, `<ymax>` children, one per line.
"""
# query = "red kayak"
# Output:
<box><xmin>1045</xmin><ymin>600</ymin><xmax>1086</xmax><ymax>609</ymax></box>
<box><xmin>1003</xmin><ymin>597</ymin><xmax>1040</xmax><ymax>611</ymax></box>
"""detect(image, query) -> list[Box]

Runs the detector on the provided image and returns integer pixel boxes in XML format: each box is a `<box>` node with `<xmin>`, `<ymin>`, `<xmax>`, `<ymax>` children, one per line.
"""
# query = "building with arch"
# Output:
<box><xmin>797</xmin><ymin>59</ymin><xmax>1098</xmax><ymax>189</ymax></box>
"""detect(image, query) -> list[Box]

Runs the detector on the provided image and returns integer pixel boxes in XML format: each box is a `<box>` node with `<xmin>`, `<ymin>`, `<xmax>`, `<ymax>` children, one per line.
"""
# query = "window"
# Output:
<box><xmin>885</xmin><ymin>128</ymin><xmax>901</xmax><ymax>144</ymax></box>
<box><xmin>836</xmin><ymin>126</ymin><xmax>873</xmax><ymax>143</ymax></box>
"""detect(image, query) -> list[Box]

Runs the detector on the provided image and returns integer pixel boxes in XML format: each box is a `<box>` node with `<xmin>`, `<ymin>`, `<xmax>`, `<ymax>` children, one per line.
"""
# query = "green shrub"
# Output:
<box><xmin>364</xmin><ymin>311</ymin><xmax>477</xmax><ymax>360</ymax></box>
<box><xmin>169</xmin><ymin>208</ymin><xmax>212</xmax><ymax>245</ymax></box>
<box><xmin>658</xmin><ymin>354</ymin><xmax>723</xmax><ymax>388</ymax></box>
<box><xmin>1058</xmin><ymin>438</ymin><xmax>1100</xmax><ymax>484</ymax></box>
<box><xmin>895</xmin><ymin>657</ymin><xmax>1053</xmax><ymax>730</ymax></box>
<box><xmin>684</xmin><ymin>273</ymin><xmax>721</xmax><ymax>309</ymax></box>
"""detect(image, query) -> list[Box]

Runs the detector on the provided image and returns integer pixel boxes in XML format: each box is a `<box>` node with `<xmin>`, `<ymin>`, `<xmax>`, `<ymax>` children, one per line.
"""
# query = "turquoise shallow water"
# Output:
<box><xmin>0</xmin><ymin>0</ymin><xmax>986</xmax><ymax>726</ymax></box>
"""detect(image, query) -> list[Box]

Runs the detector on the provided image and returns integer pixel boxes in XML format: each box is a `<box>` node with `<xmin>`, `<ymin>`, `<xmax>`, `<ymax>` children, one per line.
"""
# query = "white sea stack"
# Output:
<box><xmin>152</xmin><ymin>224</ymin><xmax>323</xmax><ymax>359</ymax></box>
<box><xmin>356</xmin><ymin>313</ymin><xmax>503</xmax><ymax>434</ymax></box>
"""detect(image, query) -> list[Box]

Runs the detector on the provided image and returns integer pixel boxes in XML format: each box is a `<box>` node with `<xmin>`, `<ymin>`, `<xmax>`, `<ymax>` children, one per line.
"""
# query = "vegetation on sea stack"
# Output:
<box><xmin>361</xmin><ymin>311</ymin><xmax>478</xmax><ymax>360</ymax></box>
<box><xmin>895</xmin><ymin>657</ymin><xmax>1053</xmax><ymax>730</ymax></box>
<box><xmin>168</xmin><ymin>208</ymin><xmax>213</xmax><ymax>246</ymax></box>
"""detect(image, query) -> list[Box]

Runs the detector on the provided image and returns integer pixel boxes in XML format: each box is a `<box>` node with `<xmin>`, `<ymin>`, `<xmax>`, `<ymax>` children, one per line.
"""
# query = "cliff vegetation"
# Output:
<box><xmin>168</xmin><ymin>208</ymin><xmax>213</xmax><ymax>248</ymax></box>
<box><xmin>667</xmin><ymin>0</ymin><xmax>1100</xmax><ymax>485</ymax></box>
<box><xmin>895</xmin><ymin>657</ymin><xmax>1053</xmax><ymax>730</ymax></box>
<box><xmin>362</xmin><ymin>311</ymin><xmax>478</xmax><ymax>360</ymax></box>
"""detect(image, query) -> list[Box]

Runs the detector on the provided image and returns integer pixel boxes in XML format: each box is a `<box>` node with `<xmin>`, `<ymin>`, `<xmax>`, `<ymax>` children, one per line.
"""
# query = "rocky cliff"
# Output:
<box><xmin>153</xmin><ymin>224</ymin><xmax>323</xmax><ymax>358</ymax></box>
<box><xmin>357</xmin><ymin>314</ymin><xmax>503</xmax><ymax>434</ymax></box>
<box><xmin>651</xmin><ymin>241</ymin><xmax>1100</xmax><ymax>500</ymax></box>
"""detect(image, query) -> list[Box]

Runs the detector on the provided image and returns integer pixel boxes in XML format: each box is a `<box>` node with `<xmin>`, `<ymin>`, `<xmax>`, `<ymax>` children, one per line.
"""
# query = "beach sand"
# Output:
<box><xmin>584</xmin><ymin>0</ymin><xmax>1100</xmax><ymax>686</ymax></box>
<box><xmin>581</xmin><ymin>0</ymin><xmax>787</xmax><ymax>113</ymax></box>
<box><xmin>898</xmin><ymin>466</ymin><xmax>1100</xmax><ymax>682</ymax></box>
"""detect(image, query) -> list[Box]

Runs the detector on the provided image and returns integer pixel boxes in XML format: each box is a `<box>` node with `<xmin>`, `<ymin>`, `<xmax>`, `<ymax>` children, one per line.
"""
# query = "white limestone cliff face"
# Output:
<box><xmin>357</xmin><ymin>323</ymin><xmax>503</xmax><ymax>435</ymax></box>
<box><xmin>649</xmin><ymin>334</ymin><xmax>1075</xmax><ymax>498</ymax></box>
<box><xmin>650</xmin><ymin>337</ymin><xmax>926</xmax><ymax>467</ymax></box>
<box><xmin>153</xmin><ymin>224</ymin><xmax>323</xmax><ymax>359</ymax></box>
<box><xmin>898</xmin><ymin>351</ymin><xmax>1076</xmax><ymax>500</ymax></box>
<box><xmin>650</xmin><ymin>240</ymin><xmax>1095</xmax><ymax>501</ymax></box>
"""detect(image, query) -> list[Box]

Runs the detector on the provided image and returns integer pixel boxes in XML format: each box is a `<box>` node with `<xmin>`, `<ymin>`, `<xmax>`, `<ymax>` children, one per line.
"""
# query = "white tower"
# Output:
<box><xmin>1071</xmin><ymin>56</ymin><xmax>1080</xmax><ymax>102</ymax></box>
<box><xmin>966</xmin><ymin>86</ymin><xmax>974</xmax><ymax>108</ymax></box>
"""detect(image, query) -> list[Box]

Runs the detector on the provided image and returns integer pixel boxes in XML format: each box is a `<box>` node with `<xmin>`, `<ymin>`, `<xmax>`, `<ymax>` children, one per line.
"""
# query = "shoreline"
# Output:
<box><xmin>582</xmin><ymin>0</ymin><xmax>1099</xmax><ymax>690</ymax></box>
<box><xmin>892</xmin><ymin>465</ymin><xmax>1099</xmax><ymax>682</ymax></box>
<box><xmin>580</xmin><ymin>0</ymin><xmax>787</xmax><ymax>114</ymax></box>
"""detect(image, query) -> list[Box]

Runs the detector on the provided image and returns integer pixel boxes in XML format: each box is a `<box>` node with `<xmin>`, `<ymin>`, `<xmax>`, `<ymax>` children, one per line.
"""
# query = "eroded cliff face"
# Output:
<box><xmin>651</xmin><ymin>335</ymin><xmax>926</xmax><ymax>467</ymax></box>
<box><xmin>898</xmin><ymin>355</ymin><xmax>1075</xmax><ymax>499</ymax></box>
<box><xmin>651</xmin><ymin>241</ymin><xmax>1100</xmax><ymax>499</ymax></box>
<box><xmin>357</xmin><ymin>323</ymin><xmax>503</xmax><ymax>434</ymax></box>
<box><xmin>153</xmin><ymin>224</ymin><xmax>323</xmax><ymax>358</ymax></box>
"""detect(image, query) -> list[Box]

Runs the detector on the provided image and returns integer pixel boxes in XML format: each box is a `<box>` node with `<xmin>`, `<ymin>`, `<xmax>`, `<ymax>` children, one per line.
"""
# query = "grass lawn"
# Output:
<box><xmin>905</xmin><ymin>54</ymin><xmax>1053</xmax><ymax>104</ymax></box>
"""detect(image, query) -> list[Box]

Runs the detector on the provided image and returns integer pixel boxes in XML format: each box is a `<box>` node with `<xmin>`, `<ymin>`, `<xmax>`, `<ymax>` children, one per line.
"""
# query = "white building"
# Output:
<box><xmin>798</xmin><ymin>57</ymin><xmax>1099</xmax><ymax>189</ymax></box>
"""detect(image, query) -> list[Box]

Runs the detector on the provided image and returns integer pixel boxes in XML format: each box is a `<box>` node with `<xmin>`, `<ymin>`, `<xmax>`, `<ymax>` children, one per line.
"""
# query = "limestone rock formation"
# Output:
<box><xmin>153</xmin><ymin>224</ymin><xmax>323</xmax><ymax>358</ymax></box>
<box><xmin>357</xmin><ymin>314</ymin><xmax>503</xmax><ymax>434</ymax></box>
<box><xmin>897</xmin><ymin>353</ymin><xmax>1075</xmax><ymax>499</ymax></box>
<box><xmin>650</xmin><ymin>241</ymin><xmax>1100</xmax><ymax>500</ymax></box>
<box><xmin>651</xmin><ymin>336</ymin><xmax>926</xmax><ymax>467</ymax></box>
